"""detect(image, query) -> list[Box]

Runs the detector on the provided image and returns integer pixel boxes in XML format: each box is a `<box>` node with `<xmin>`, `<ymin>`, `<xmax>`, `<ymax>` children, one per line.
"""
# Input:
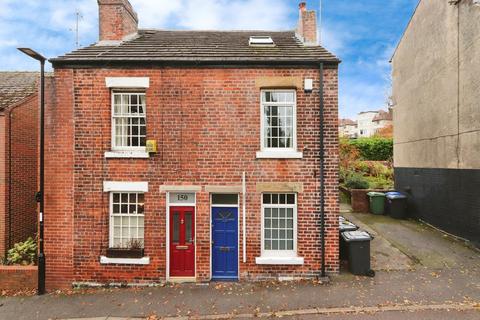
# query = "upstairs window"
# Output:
<box><xmin>261</xmin><ymin>90</ymin><xmax>297</xmax><ymax>151</ymax></box>
<box><xmin>112</xmin><ymin>92</ymin><xmax>146</xmax><ymax>150</ymax></box>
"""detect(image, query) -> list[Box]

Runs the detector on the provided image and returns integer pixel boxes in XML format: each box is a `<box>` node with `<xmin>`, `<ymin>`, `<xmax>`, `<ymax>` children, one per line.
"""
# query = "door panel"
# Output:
<box><xmin>170</xmin><ymin>206</ymin><xmax>195</xmax><ymax>277</ymax></box>
<box><xmin>212</xmin><ymin>207</ymin><xmax>238</xmax><ymax>280</ymax></box>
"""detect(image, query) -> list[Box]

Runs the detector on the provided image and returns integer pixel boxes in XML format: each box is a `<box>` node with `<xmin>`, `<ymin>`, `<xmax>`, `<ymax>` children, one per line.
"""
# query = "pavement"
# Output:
<box><xmin>0</xmin><ymin>204</ymin><xmax>478</xmax><ymax>320</ymax></box>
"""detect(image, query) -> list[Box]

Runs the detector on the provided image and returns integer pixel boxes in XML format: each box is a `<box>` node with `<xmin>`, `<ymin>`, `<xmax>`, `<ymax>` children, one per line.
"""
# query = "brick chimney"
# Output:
<box><xmin>296</xmin><ymin>2</ymin><xmax>317</xmax><ymax>45</ymax></box>
<box><xmin>98</xmin><ymin>0</ymin><xmax>138</xmax><ymax>42</ymax></box>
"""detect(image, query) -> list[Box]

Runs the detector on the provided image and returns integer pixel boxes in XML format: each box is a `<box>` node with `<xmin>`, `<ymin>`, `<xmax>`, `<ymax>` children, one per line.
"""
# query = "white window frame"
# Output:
<box><xmin>103</xmin><ymin>181</ymin><xmax>148</xmax><ymax>249</ymax></box>
<box><xmin>260</xmin><ymin>193</ymin><xmax>298</xmax><ymax>258</ymax></box>
<box><xmin>257</xmin><ymin>90</ymin><xmax>302</xmax><ymax>159</ymax></box>
<box><xmin>110</xmin><ymin>91</ymin><xmax>147</xmax><ymax>152</ymax></box>
<box><xmin>108</xmin><ymin>191</ymin><xmax>145</xmax><ymax>249</ymax></box>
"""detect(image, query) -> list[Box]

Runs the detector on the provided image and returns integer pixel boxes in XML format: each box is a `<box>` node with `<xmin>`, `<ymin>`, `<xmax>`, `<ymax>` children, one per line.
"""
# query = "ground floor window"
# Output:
<box><xmin>110</xmin><ymin>192</ymin><xmax>145</xmax><ymax>248</ymax></box>
<box><xmin>262</xmin><ymin>193</ymin><xmax>297</xmax><ymax>256</ymax></box>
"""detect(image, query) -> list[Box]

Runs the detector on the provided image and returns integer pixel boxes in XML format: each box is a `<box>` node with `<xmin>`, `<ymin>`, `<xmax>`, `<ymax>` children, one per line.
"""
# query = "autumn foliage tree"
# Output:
<box><xmin>376</xmin><ymin>124</ymin><xmax>393</xmax><ymax>138</ymax></box>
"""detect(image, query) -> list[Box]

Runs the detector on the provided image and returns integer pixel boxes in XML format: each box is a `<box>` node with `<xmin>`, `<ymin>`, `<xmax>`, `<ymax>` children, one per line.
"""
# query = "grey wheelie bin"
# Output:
<box><xmin>339</xmin><ymin>217</ymin><xmax>358</xmax><ymax>260</ymax></box>
<box><xmin>341</xmin><ymin>230</ymin><xmax>375</xmax><ymax>277</ymax></box>
<box><xmin>385</xmin><ymin>192</ymin><xmax>408</xmax><ymax>219</ymax></box>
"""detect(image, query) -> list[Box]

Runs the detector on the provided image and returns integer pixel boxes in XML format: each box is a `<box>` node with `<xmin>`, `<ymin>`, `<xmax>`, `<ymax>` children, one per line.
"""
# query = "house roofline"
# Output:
<box><xmin>50</xmin><ymin>59</ymin><xmax>340</xmax><ymax>69</ymax></box>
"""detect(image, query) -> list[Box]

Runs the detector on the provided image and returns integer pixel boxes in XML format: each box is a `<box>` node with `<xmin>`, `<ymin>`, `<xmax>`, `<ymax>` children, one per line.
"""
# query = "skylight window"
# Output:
<box><xmin>249</xmin><ymin>36</ymin><xmax>274</xmax><ymax>46</ymax></box>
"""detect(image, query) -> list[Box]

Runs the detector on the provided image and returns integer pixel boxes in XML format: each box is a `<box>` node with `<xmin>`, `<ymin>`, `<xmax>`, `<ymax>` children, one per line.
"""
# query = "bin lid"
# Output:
<box><xmin>386</xmin><ymin>191</ymin><xmax>403</xmax><ymax>196</ymax></box>
<box><xmin>386</xmin><ymin>193</ymin><xmax>407</xmax><ymax>200</ymax></box>
<box><xmin>367</xmin><ymin>192</ymin><xmax>385</xmax><ymax>197</ymax></box>
<box><xmin>339</xmin><ymin>221</ymin><xmax>358</xmax><ymax>231</ymax></box>
<box><xmin>341</xmin><ymin>230</ymin><xmax>372</xmax><ymax>242</ymax></box>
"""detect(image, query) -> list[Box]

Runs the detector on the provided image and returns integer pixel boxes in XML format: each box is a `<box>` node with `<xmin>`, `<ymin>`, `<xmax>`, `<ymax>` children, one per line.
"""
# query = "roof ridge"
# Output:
<box><xmin>138</xmin><ymin>29</ymin><xmax>296</xmax><ymax>33</ymax></box>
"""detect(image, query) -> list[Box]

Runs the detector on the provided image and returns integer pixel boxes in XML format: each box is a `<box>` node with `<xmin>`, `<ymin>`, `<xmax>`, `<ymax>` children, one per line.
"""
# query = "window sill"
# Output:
<box><xmin>104</xmin><ymin>151</ymin><xmax>150</xmax><ymax>159</ymax></box>
<box><xmin>100</xmin><ymin>256</ymin><xmax>150</xmax><ymax>265</ymax></box>
<box><xmin>256</xmin><ymin>150</ymin><xmax>303</xmax><ymax>159</ymax></box>
<box><xmin>255</xmin><ymin>256</ymin><xmax>304</xmax><ymax>265</ymax></box>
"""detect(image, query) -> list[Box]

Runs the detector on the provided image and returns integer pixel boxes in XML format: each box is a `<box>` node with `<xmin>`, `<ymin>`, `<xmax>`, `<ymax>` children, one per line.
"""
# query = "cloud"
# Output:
<box><xmin>131</xmin><ymin>0</ymin><xmax>291</xmax><ymax>30</ymax></box>
<box><xmin>0</xmin><ymin>0</ymin><xmax>417</xmax><ymax>119</ymax></box>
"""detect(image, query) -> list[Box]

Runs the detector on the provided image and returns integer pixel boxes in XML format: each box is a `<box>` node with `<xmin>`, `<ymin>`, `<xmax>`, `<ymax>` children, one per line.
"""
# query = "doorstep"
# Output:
<box><xmin>169</xmin><ymin>277</ymin><xmax>196</xmax><ymax>283</ymax></box>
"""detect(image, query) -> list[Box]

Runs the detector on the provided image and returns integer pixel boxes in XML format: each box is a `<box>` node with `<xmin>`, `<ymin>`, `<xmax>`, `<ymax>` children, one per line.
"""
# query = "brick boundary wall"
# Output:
<box><xmin>0</xmin><ymin>265</ymin><xmax>37</xmax><ymax>291</ymax></box>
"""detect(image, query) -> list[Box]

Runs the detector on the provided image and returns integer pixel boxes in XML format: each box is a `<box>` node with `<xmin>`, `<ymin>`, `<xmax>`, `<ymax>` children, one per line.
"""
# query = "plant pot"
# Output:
<box><xmin>106</xmin><ymin>248</ymin><xmax>144</xmax><ymax>259</ymax></box>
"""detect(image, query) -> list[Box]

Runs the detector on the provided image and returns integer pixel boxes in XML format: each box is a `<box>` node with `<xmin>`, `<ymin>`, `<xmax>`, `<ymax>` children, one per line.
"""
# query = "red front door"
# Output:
<box><xmin>170</xmin><ymin>206</ymin><xmax>195</xmax><ymax>277</ymax></box>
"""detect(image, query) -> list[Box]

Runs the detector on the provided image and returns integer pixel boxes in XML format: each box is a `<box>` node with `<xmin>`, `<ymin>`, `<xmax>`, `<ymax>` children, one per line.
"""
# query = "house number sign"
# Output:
<box><xmin>169</xmin><ymin>192</ymin><xmax>195</xmax><ymax>204</ymax></box>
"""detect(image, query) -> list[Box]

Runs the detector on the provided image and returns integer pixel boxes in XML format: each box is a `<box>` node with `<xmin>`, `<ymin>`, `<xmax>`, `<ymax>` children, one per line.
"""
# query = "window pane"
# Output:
<box><xmin>265</xmin><ymin>240</ymin><xmax>271</xmax><ymax>250</ymax></box>
<box><xmin>263</xmin><ymin>194</ymin><xmax>271</xmax><ymax>204</ymax></box>
<box><xmin>185</xmin><ymin>213</ymin><xmax>192</xmax><ymax>243</ymax></box>
<box><xmin>173</xmin><ymin>213</ymin><xmax>180</xmax><ymax>243</ymax></box>
<box><xmin>286</xmin><ymin>194</ymin><xmax>295</xmax><ymax>204</ymax></box>
<box><xmin>212</xmin><ymin>194</ymin><xmax>238</xmax><ymax>205</ymax></box>
<box><xmin>287</xmin><ymin>240</ymin><xmax>293</xmax><ymax>250</ymax></box>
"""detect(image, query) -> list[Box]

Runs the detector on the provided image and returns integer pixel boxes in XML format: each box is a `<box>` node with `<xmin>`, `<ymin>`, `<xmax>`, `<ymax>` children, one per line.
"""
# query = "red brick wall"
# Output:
<box><xmin>0</xmin><ymin>94</ymin><xmax>39</xmax><ymax>257</ymax></box>
<box><xmin>0</xmin><ymin>115</ymin><xmax>6</xmax><ymax>256</ymax></box>
<box><xmin>46</xmin><ymin>66</ymin><xmax>339</xmax><ymax>289</ymax></box>
<box><xmin>0</xmin><ymin>265</ymin><xmax>37</xmax><ymax>291</ymax></box>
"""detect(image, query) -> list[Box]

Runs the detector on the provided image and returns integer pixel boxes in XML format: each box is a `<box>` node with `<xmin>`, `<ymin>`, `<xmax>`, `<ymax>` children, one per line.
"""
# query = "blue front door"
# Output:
<box><xmin>212</xmin><ymin>206</ymin><xmax>238</xmax><ymax>280</ymax></box>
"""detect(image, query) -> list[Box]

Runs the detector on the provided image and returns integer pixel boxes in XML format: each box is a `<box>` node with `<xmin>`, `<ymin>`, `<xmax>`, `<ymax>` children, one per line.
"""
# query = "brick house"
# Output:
<box><xmin>0</xmin><ymin>72</ymin><xmax>40</xmax><ymax>257</ymax></box>
<box><xmin>46</xmin><ymin>0</ymin><xmax>339</xmax><ymax>289</ymax></box>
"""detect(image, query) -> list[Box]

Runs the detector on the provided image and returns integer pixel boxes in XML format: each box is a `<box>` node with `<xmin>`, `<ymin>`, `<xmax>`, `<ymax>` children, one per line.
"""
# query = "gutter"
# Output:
<box><xmin>318</xmin><ymin>62</ymin><xmax>326</xmax><ymax>278</ymax></box>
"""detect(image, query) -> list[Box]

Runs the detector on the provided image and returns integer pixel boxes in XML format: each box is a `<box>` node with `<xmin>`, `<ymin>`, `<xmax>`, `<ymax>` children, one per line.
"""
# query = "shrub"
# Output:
<box><xmin>350</xmin><ymin>138</ymin><xmax>393</xmax><ymax>161</ymax></box>
<box><xmin>345</xmin><ymin>173</ymin><xmax>369</xmax><ymax>190</ymax></box>
<box><xmin>7</xmin><ymin>237</ymin><xmax>37</xmax><ymax>266</ymax></box>
<box><xmin>339</xmin><ymin>137</ymin><xmax>360</xmax><ymax>169</ymax></box>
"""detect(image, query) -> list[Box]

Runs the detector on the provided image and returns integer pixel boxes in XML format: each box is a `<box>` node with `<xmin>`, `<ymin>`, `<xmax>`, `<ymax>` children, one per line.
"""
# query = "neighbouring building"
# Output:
<box><xmin>339</xmin><ymin>118</ymin><xmax>357</xmax><ymax>138</ymax></box>
<box><xmin>391</xmin><ymin>0</ymin><xmax>480</xmax><ymax>246</ymax></box>
<box><xmin>0</xmin><ymin>72</ymin><xmax>39</xmax><ymax>257</ymax></box>
<box><xmin>371</xmin><ymin>110</ymin><xmax>393</xmax><ymax>133</ymax></box>
<box><xmin>45</xmin><ymin>0</ymin><xmax>340</xmax><ymax>289</ymax></box>
<box><xmin>339</xmin><ymin>109</ymin><xmax>392</xmax><ymax>138</ymax></box>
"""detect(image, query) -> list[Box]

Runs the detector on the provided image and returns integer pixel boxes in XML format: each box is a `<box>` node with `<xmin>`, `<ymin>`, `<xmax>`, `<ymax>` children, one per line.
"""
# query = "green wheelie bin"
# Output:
<box><xmin>367</xmin><ymin>192</ymin><xmax>386</xmax><ymax>215</ymax></box>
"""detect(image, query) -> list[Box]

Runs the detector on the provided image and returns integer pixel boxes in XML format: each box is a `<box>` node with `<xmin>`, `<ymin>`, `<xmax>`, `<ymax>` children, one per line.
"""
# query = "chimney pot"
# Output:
<box><xmin>299</xmin><ymin>2</ymin><xmax>307</xmax><ymax>10</ymax></box>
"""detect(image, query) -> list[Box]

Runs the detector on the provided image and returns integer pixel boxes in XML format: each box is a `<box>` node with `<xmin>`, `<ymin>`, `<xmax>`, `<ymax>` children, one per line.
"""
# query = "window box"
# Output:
<box><xmin>106</xmin><ymin>248</ymin><xmax>144</xmax><ymax>259</ymax></box>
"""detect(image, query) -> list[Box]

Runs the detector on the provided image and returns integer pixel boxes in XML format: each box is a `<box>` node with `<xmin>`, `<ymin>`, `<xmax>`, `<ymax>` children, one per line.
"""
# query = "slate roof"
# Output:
<box><xmin>51</xmin><ymin>30</ymin><xmax>340</xmax><ymax>66</ymax></box>
<box><xmin>0</xmin><ymin>72</ymin><xmax>38</xmax><ymax>110</ymax></box>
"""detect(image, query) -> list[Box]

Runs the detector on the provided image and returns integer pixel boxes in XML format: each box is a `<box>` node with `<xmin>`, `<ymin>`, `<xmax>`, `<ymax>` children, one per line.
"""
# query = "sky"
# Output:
<box><xmin>0</xmin><ymin>0</ymin><xmax>419</xmax><ymax>118</ymax></box>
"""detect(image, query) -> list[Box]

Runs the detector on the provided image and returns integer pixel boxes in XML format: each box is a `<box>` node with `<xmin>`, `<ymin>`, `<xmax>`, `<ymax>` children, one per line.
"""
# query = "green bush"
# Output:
<box><xmin>365</xmin><ymin>176</ymin><xmax>394</xmax><ymax>189</ymax></box>
<box><xmin>345</xmin><ymin>173</ymin><xmax>369</xmax><ymax>190</ymax></box>
<box><xmin>7</xmin><ymin>237</ymin><xmax>37</xmax><ymax>266</ymax></box>
<box><xmin>350</xmin><ymin>138</ymin><xmax>393</xmax><ymax>161</ymax></box>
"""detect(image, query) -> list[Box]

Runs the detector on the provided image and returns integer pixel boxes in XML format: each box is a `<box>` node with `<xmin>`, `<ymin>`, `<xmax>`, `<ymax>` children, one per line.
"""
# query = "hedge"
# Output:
<box><xmin>349</xmin><ymin>138</ymin><xmax>393</xmax><ymax>161</ymax></box>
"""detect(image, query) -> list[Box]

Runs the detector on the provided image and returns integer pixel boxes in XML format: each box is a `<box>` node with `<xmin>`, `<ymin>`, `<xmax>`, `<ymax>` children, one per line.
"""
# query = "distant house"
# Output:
<box><xmin>0</xmin><ymin>72</ymin><xmax>39</xmax><ymax>256</ymax></box>
<box><xmin>44</xmin><ymin>0</ymin><xmax>340</xmax><ymax>289</ymax></box>
<box><xmin>339</xmin><ymin>118</ymin><xmax>357</xmax><ymax>138</ymax></box>
<box><xmin>339</xmin><ymin>109</ymin><xmax>392</xmax><ymax>138</ymax></box>
<box><xmin>372</xmin><ymin>110</ymin><xmax>393</xmax><ymax>133</ymax></box>
<box><xmin>391</xmin><ymin>0</ymin><xmax>479</xmax><ymax>246</ymax></box>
